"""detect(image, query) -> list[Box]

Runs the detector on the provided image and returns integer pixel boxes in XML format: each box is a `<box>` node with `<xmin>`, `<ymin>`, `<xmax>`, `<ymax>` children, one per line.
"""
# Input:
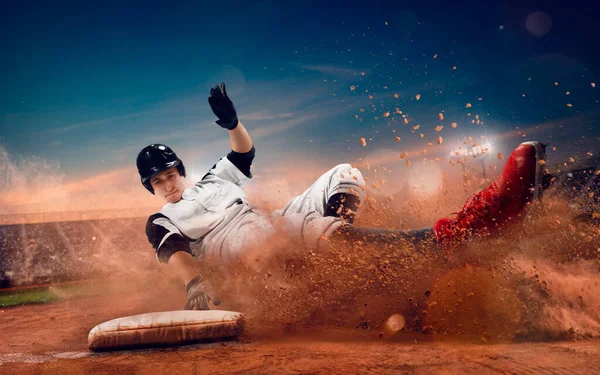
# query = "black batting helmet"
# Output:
<box><xmin>136</xmin><ymin>144</ymin><xmax>186</xmax><ymax>194</ymax></box>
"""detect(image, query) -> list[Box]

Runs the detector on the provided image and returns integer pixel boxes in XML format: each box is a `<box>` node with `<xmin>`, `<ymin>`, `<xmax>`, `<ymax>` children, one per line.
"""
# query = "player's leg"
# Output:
<box><xmin>281</xmin><ymin>141</ymin><xmax>545</xmax><ymax>252</ymax></box>
<box><xmin>433</xmin><ymin>141</ymin><xmax>547</xmax><ymax>244</ymax></box>
<box><xmin>278</xmin><ymin>163</ymin><xmax>437</xmax><ymax>250</ymax></box>
<box><xmin>279</xmin><ymin>163</ymin><xmax>366</xmax><ymax>223</ymax></box>
<box><xmin>330</xmin><ymin>224</ymin><xmax>437</xmax><ymax>252</ymax></box>
<box><xmin>331</xmin><ymin>141</ymin><xmax>546</xmax><ymax>252</ymax></box>
<box><xmin>273</xmin><ymin>163</ymin><xmax>366</xmax><ymax>250</ymax></box>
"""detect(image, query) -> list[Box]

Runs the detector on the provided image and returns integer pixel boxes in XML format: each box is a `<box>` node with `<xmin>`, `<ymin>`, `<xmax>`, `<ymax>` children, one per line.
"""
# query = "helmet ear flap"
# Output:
<box><xmin>142</xmin><ymin>179</ymin><xmax>155</xmax><ymax>195</ymax></box>
<box><xmin>177</xmin><ymin>162</ymin><xmax>186</xmax><ymax>178</ymax></box>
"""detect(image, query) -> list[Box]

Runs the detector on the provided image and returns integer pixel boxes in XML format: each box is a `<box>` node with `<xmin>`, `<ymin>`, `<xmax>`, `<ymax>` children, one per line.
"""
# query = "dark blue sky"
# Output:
<box><xmin>1</xmin><ymin>0</ymin><xmax>598</xmax><ymax>185</ymax></box>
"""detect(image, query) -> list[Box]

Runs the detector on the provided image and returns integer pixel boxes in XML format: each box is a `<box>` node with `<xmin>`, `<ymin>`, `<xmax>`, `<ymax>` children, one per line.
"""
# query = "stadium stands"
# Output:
<box><xmin>0</xmin><ymin>217</ymin><xmax>158</xmax><ymax>289</ymax></box>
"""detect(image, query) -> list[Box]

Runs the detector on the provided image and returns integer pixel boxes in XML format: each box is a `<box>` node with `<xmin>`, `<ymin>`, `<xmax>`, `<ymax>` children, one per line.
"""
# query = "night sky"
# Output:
<box><xmin>0</xmin><ymin>0</ymin><xmax>598</xmax><ymax>213</ymax></box>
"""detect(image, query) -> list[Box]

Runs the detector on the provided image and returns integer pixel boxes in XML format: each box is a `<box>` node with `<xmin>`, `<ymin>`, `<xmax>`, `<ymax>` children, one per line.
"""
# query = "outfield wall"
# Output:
<box><xmin>0</xmin><ymin>207</ymin><xmax>156</xmax><ymax>226</ymax></box>
<box><xmin>0</xmin><ymin>217</ymin><xmax>160</xmax><ymax>289</ymax></box>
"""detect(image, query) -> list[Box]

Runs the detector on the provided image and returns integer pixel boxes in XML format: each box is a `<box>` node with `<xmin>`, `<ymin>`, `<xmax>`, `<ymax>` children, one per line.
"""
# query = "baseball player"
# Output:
<box><xmin>137</xmin><ymin>83</ymin><xmax>546</xmax><ymax>310</ymax></box>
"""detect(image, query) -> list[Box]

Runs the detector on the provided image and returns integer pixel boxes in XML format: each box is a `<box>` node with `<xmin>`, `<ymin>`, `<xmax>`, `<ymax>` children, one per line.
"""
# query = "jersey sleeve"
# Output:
<box><xmin>202</xmin><ymin>145</ymin><xmax>255</xmax><ymax>186</ymax></box>
<box><xmin>145</xmin><ymin>213</ymin><xmax>192</xmax><ymax>264</ymax></box>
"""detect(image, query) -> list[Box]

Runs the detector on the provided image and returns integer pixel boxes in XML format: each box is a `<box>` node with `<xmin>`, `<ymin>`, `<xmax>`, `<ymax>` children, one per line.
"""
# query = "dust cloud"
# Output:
<box><xmin>210</xmin><ymin>193</ymin><xmax>600</xmax><ymax>343</ymax></box>
<box><xmin>1</xmin><ymin>143</ymin><xmax>599</xmax><ymax>344</ymax></box>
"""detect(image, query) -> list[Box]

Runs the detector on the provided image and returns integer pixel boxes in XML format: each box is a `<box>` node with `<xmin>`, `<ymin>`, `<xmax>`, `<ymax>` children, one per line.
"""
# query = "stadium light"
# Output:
<box><xmin>449</xmin><ymin>143</ymin><xmax>492</xmax><ymax>158</ymax></box>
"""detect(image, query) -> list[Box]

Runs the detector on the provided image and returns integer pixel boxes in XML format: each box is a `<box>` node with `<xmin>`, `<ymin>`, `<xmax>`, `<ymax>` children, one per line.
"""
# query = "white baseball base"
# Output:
<box><xmin>88</xmin><ymin>310</ymin><xmax>244</xmax><ymax>351</ymax></box>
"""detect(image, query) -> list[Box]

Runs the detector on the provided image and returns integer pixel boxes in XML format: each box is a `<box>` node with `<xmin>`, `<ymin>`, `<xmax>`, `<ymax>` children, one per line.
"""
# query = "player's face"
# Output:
<box><xmin>150</xmin><ymin>167</ymin><xmax>186</xmax><ymax>203</ymax></box>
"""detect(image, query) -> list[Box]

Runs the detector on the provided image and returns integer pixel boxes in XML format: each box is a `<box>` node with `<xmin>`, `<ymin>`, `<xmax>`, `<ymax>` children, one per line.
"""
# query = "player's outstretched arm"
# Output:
<box><xmin>167</xmin><ymin>251</ymin><xmax>202</xmax><ymax>286</ymax></box>
<box><xmin>168</xmin><ymin>251</ymin><xmax>219</xmax><ymax>310</ymax></box>
<box><xmin>228</xmin><ymin>121</ymin><xmax>253</xmax><ymax>153</ymax></box>
<box><xmin>208</xmin><ymin>82</ymin><xmax>253</xmax><ymax>153</ymax></box>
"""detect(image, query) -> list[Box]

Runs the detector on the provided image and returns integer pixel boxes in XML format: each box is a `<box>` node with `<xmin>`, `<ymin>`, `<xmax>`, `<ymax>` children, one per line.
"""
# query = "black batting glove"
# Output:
<box><xmin>208</xmin><ymin>82</ymin><xmax>239</xmax><ymax>130</ymax></box>
<box><xmin>184</xmin><ymin>275</ymin><xmax>221</xmax><ymax>311</ymax></box>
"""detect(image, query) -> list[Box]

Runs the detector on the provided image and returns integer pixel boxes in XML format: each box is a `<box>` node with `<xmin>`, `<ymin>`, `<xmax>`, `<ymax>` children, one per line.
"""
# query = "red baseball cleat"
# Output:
<box><xmin>434</xmin><ymin>141</ymin><xmax>546</xmax><ymax>244</ymax></box>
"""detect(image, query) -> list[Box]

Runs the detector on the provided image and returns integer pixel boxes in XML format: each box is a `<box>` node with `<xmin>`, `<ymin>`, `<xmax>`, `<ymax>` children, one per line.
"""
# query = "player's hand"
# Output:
<box><xmin>208</xmin><ymin>82</ymin><xmax>239</xmax><ymax>130</ymax></box>
<box><xmin>184</xmin><ymin>275</ymin><xmax>221</xmax><ymax>310</ymax></box>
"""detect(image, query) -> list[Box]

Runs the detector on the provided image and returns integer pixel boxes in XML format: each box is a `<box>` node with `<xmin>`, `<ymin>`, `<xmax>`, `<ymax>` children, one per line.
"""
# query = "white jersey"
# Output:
<box><xmin>145</xmin><ymin>147</ymin><xmax>365</xmax><ymax>264</ymax></box>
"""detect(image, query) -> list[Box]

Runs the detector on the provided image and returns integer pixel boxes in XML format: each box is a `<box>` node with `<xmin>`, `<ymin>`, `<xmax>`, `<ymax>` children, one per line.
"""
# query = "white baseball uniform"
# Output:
<box><xmin>145</xmin><ymin>147</ymin><xmax>365</xmax><ymax>263</ymax></box>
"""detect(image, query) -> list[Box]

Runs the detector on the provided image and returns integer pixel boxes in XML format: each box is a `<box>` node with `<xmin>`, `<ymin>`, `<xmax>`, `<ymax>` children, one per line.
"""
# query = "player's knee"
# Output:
<box><xmin>332</xmin><ymin>163</ymin><xmax>366</xmax><ymax>190</ymax></box>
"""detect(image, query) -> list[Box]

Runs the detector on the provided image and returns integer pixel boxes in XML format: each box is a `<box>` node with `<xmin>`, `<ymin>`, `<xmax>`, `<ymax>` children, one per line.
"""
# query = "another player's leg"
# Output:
<box><xmin>330</xmin><ymin>141</ymin><xmax>546</xmax><ymax>251</ymax></box>
<box><xmin>433</xmin><ymin>141</ymin><xmax>546</xmax><ymax>244</ymax></box>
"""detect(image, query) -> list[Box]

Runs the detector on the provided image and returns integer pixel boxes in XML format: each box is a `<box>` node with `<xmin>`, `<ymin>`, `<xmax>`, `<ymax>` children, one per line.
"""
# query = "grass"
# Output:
<box><xmin>0</xmin><ymin>281</ymin><xmax>109</xmax><ymax>308</ymax></box>
<box><xmin>0</xmin><ymin>278</ymin><xmax>142</xmax><ymax>308</ymax></box>
<box><xmin>0</xmin><ymin>288</ymin><xmax>60</xmax><ymax>308</ymax></box>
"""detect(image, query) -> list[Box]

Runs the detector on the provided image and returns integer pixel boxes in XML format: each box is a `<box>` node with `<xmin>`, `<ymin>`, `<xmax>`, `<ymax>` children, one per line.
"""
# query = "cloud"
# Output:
<box><xmin>248</xmin><ymin>113</ymin><xmax>319</xmax><ymax>140</ymax></box>
<box><xmin>246</xmin><ymin>154</ymin><xmax>339</xmax><ymax>209</ymax></box>
<box><xmin>1</xmin><ymin>165</ymin><xmax>133</xmax><ymax>203</ymax></box>
<box><xmin>241</xmin><ymin>112</ymin><xmax>294</xmax><ymax>121</ymax></box>
<box><xmin>0</xmin><ymin>145</ymin><xmax>158</xmax><ymax>217</ymax></box>
<box><xmin>32</xmin><ymin>112</ymin><xmax>146</xmax><ymax>136</ymax></box>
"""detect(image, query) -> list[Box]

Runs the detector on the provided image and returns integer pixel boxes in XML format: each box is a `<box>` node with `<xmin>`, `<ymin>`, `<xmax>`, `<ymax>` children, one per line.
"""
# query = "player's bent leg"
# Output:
<box><xmin>329</xmin><ymin>163</ymin><xmax>366</xmax><ymax>200</ymax></box>
<box><xmin>433</xmin><ymin>141</ymin><xmax>546</xmax><ymax>245</ymax></box>
<box><xmin>280</xmin><ymin>163</ymin><xmax>365</xmax><ymax>218</ymax></box>
<box><xmin>275</xmin><ymin>164</ymin><xmax>366</xmax><ymax>252</ymax></box>
<box><xmin>322</xmin><ymin>164</ymin><xmax>365</xmax><ymax>223</ymax></box>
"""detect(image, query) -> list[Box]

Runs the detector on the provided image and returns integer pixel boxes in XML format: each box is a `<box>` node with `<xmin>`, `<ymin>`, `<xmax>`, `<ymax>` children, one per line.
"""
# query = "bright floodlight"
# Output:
<box><xmin>450</xmin><ymin>143</ymin><xmax>492</xmax><ymax>158</ymax></box>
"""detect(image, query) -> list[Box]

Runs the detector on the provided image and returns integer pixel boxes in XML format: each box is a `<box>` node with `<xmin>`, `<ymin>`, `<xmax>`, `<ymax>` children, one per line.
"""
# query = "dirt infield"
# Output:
<box><xmin>2</xmin><ymin>287</ymin><xmax>600</xmax><ymax>375</ymax></box>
